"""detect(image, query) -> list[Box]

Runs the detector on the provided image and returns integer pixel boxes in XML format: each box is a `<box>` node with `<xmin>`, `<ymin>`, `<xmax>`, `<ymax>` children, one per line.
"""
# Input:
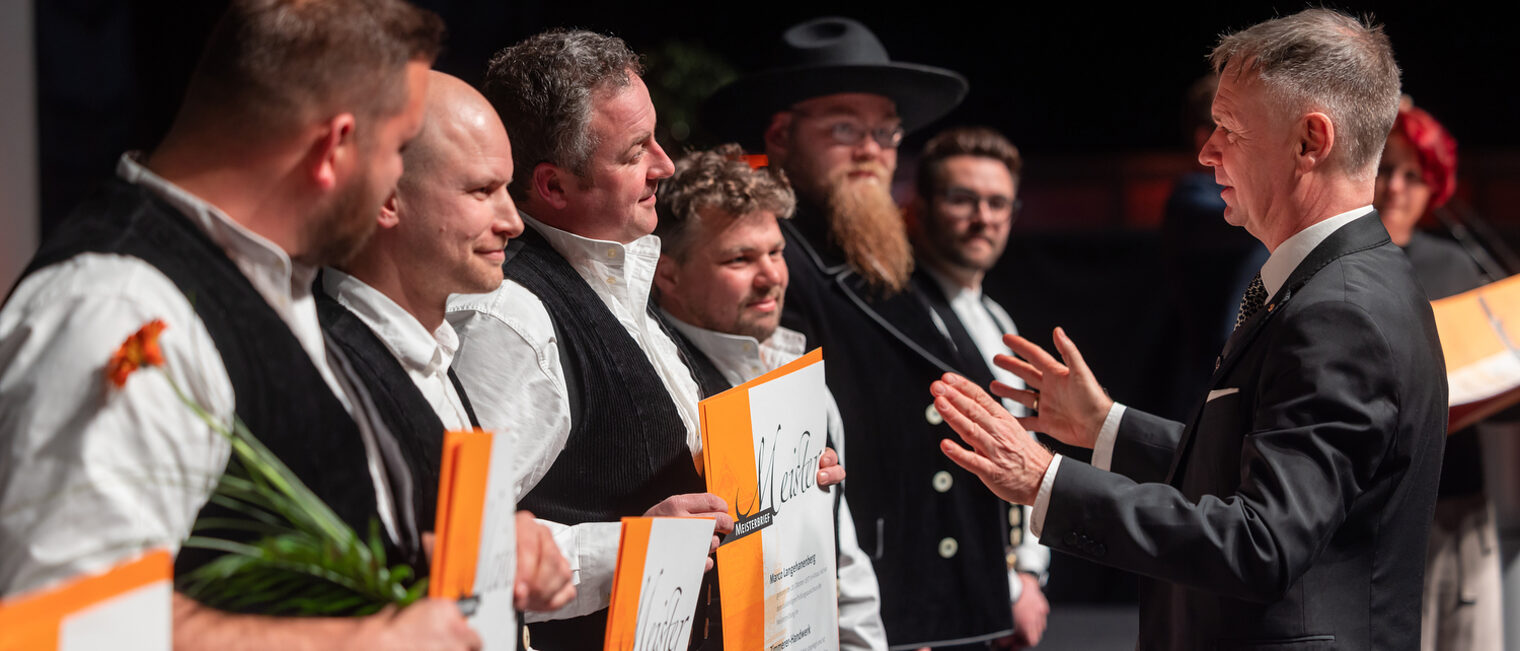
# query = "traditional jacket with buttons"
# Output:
<box><xmin>778</xmin><ymin>206</ymin><xmax>1014</xmax><ymax>648</ymax></box>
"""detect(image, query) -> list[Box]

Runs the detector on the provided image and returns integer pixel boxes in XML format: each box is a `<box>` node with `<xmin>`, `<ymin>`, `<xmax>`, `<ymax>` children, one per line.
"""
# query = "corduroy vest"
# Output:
<box><xmin>502</xmin><ymin>228</ymin><xmax>705</xmax><ymax>649</ymax></box>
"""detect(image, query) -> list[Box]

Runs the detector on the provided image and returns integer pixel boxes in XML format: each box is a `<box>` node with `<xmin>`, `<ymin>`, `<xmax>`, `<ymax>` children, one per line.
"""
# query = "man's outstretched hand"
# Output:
<box><xmin>992</xmin><ymin>327</ymin><xmax>1112</xmax><ymax>450</ymax></box>
<box><xmin>933</xmin><ymin>373</ymin><xmax>1054</xmax><ymax>506</ymax></box>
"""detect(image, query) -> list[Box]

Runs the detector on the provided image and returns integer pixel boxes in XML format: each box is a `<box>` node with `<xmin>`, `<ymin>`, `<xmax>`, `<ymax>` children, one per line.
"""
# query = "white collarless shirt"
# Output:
<box><xmin>321</xmin><ymin>269</ymin><xmax>472</xmax><ymax>430</ymax></box>
<box><xmin>923</xmin><ymin>267</ymin><xmax>1028</xmax><ymax>418</ymax></box>
<box><xmin>446</xmin><ymin>214</ymin><xmax>702</xmax><ymax>621</ymax></box>
<box><xmin>1033</xmin><ymin>206</ymin><xmax>1374</xmax><ymax>536</ymax></box>
<box><xmin>0</xmin><ymin>154</ymin><xmax>379</xmax><ymax>594</ymax></box>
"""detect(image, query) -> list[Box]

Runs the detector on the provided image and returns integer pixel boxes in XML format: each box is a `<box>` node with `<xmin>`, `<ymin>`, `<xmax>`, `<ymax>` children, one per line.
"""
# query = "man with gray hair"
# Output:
<box><xmin>447</xmin><ymin>30</ymin><xmax>842</xmax><ymax>649</ymax></box>
<box><xmin>929</xmin><ymin>9</ymin><xmax>1446</xmax><ymax>649</ymax></box>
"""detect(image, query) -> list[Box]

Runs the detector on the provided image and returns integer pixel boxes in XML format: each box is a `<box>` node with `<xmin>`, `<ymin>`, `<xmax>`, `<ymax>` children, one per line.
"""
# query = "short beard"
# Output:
<box><xmin>297</xmin><ymin>168</ymin><xmax>380</xmax><ymax>268</ymax></box>
<box><xmin>825</xmin><ymin>166</ymin><xmax>912</xmax><ymax>295</ymax></box>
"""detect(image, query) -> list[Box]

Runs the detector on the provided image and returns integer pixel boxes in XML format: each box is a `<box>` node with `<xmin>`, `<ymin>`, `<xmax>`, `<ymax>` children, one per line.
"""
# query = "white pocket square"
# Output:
<box><xmin>1206</xmin><ymin>387</ymin><xmax>1240</xmax><ymax>402</ymax></box>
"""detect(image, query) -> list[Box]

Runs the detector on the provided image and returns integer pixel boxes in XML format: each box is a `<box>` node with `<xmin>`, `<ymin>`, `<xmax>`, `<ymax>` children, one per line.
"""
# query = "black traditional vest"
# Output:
<box><xmin>317</xmin><ymin>287</ymin><xmax>489</xmax><ymax>527</ymax></box>
<box><xmin>502</xmin><ymin>227</ymin><xmax>705</xmax><ymax>649</ymax></box>
<box><xmin>17</xmin><ymin>177</ymin><xmax>422</xmax><ymax>600</ymax></box>
<box><xmin>317</xmin><ymin>288</ymin><xmax>528</xmax><ymax>647</ymax></box>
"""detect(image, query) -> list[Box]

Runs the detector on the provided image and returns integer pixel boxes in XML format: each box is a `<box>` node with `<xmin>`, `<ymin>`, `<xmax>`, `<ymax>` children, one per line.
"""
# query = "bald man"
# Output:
<box><xmin>317</xmin><ymin>71</ymin><xmax>574</xmax><ymax>614</ymax></box>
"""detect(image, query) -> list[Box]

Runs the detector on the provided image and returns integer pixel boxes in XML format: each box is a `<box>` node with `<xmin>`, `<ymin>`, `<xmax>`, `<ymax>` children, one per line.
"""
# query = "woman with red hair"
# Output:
<box><xmin>1376</xmin><ymin>104</ymin><xmax>1460</xmax><ymax>246</ymax></box>
<box><xmin>1376</xmin><ymin>104</ymin><xmax>1500</xmax><ymax>651</ymax></box>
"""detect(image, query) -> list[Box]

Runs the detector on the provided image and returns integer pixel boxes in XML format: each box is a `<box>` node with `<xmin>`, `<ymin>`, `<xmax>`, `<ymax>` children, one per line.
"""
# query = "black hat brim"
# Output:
<box><xmin>702</xmin><ymin>62</ymin><xmax>969</xmax><ymax>149</ymax></box>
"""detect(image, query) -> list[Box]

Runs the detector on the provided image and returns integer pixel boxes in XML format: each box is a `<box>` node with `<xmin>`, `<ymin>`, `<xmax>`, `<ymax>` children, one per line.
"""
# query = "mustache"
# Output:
<box><xmin>834</xmin><ymin>162</ymin><xmax>890</xmax><ymax>181</ymax></box>
<box><xmin>746</xmin><ymin>286</ymin><xmax>784</xmax><ymax>305</ymax></box>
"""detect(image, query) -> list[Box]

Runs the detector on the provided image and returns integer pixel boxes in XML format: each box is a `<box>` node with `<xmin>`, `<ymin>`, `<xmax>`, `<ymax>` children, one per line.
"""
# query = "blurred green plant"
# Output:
<box><xmin>643</xmin><ymin>39</ymin><xmax>738</xmax><ymax>152</ymax></box>
<box><xmin>111</xmin><ymin>319</ymin><xmax>425</xmax><ymax>616</ymax></box>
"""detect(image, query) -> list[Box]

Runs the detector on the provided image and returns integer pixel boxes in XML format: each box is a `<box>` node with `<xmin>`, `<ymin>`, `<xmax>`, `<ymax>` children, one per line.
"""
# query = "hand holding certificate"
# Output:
<box><xmin>604</xmin><ymin>517</ymin><xmax>720</xmax><ymax>650</ymax></box>
<box><xmin>700</xmin><ymin>349</ymin><xmax>840</xmax><ymax>651</ymax></box>
<box><xmin>431</xmin><ymin>429</ymin><xmax>518</xmax><ymax>648</ymax></box>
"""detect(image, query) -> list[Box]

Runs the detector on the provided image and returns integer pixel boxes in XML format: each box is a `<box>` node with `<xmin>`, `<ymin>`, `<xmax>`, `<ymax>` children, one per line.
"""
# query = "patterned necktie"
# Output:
<box><xmin>1235</xmin><ymin>272</ymin><xmax>1268</xmax><ymax>329</ymax></box>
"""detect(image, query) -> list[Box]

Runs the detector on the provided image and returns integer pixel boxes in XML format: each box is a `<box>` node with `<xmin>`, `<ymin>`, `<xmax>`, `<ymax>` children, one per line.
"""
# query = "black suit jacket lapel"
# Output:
<box><xmin>1211</xmin><ymin>212</ymin><xmax>1391</xmax><ymax>384</ymax></box>
<box><xmin>1168</xmin><ymin>212</ymin><xmax>1393</xmax><ymax>484</ymax></box>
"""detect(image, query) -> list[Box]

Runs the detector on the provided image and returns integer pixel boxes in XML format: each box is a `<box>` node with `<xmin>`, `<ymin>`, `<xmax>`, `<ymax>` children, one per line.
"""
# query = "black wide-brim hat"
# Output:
<box><xmin>702</xmin><ymin>16</ymin><xmax>969</xmax><ymax>149</ymax></box>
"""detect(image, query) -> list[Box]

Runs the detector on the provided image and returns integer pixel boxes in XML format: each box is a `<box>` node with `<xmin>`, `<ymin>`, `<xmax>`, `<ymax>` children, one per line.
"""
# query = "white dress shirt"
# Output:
<box><xmin>446</xmin><ymin>214</ymin><xmax>702</xmax><ymax>621</ymax></box>
<box><xmin>922</xmin><ymin>268</ymin><xmax>1050</xmax><ymax>599</ymax></box>
<box><xmin>1031</xmin><ymin>206</ymin><xmax>1374</xmax><ymax>537</ymax></box>
<box><xmin>0</xmin><ymin>154</ymin><xmax>377</xmax><ymax>595</ymax></box>
<box><xmin>923</xmin><ymin>268</ymin><xmax>1027</xmax><ymax>417</ymax></box>
<box><xmin>664</xmin><ymin>316</ymin><xmax>888</xmax><ymax>651</ymax></box>
<box><xmin>322</xmin><ymin>269</ymin><xmax>472</xmax><ymax>430</ymax></box>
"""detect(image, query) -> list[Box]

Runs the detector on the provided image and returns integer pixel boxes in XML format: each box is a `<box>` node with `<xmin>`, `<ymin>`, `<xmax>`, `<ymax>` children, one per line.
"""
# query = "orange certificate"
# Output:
<box><xmin>604</xmin><ymin>516</ymin><xmax>718</xmax><ymax>650</ymax></box>
<box><xmin>699</xmin><ymin>348</ymin><xmax>839</xmax><ymax>651</ymax></box>
<box><xmin>0</xmin><ymin>549</ymin><xmax>171</xmax><ymax>651</ymax></box>
<box><xmin>431</xmin><ymin>428</ymin><xmax>517</xmax><ymax>647</ymax></box>
<box><xmin>1432</xmin><ymin>274</ymin><xmax>1520</xmax><ymax>430</ymax></box>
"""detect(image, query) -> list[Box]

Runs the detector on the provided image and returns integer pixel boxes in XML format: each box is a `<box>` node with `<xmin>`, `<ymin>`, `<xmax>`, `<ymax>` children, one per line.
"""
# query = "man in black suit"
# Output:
<box><xmin>931</xmin><ymin>9</ymin><xmax>1446</xmax><ymax>650</ymax></box>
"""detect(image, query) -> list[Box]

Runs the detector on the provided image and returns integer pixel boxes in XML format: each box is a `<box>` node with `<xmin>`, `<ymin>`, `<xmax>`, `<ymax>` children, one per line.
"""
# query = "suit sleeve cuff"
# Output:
<box><xmin>1091</xmin><ymin>403</ymin><xmax>1126</xmax><ymax>471</ymax></box>
<box><xmin>1029</xmin><ymin>454</ymin><xmax>1063</xmax><ymax>539</ymax></box>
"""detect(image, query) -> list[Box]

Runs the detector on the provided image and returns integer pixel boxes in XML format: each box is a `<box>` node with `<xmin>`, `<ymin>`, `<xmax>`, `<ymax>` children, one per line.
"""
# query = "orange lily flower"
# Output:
<box><xmin>106</xmin><ymin>320</ymin><xmax>168</xmax><ymax>388</ymax></box>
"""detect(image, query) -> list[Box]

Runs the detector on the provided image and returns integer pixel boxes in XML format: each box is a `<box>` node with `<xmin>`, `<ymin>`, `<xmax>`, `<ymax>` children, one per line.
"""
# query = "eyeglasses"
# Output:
<box><xmin>790</xmin><ymin>109</ymin><xmax>905</xmax><ymax>149</ymax></box>
<box><xmin>937</xmin><ymin>188</ymin><xmax>1021</xmax><ymax>224</ymax></box>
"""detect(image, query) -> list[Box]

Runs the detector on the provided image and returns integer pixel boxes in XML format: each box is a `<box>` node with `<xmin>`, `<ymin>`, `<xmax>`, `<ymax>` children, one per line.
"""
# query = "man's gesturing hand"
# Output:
<box><xmin>932</xmin><ymin>373</ymin><xmax>1053</xmax><ymax>506</ymax></box>
<box><xmin>993</xmin><ymin>327</ymin><xmax>1113</xmax><ymax>450</ymax></box>
<box><xmin>513</xmin><ymin>511</ymin><xmax>575</xmax><ymax>611</ymax></box>
<box><xmin>645</xmin><ymin>493</ymin><xmax>734</xmax><ymax>571</ymax></box>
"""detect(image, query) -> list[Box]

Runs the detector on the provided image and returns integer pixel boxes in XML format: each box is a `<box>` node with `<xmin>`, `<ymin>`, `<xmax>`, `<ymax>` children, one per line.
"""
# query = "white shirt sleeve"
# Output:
<box><xmin>448</xmin><ymin>284</ymin><xmax>572</xmax><ymax>499</ymax></box>
<box><xmin>1029</xmin><ymin>455</ymin><xmax>1063</xmax><ymax>539</ymax></box>
<box><xmin>528</xmin><ymin>519</ymin><xmax>624</xmax><ymax>621</ymax></box>
<box><xmin>1091</xmin><ymin>403</ymin><xmax>1127</xmax><ymax>471</ymax></box>
<box><xmin>0</xmin><ymin>256</ymin><xmax>234</xmax><ymax>595</ymax></box>
<box><xmin>1030</xmin><ymin>402</ymin><xmax>1127</xmax><ymax>538</ymax></box>
<box><xmin>448</xmin><ymin>283</ymin><xmax>617</xmax><ymax>619</ymax></box>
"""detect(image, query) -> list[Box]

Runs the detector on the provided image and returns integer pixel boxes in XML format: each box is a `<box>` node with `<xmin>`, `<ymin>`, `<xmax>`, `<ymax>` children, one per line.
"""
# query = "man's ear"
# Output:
<box><xmin>764</xmin><ymin>112</ymin><xmax>793</xmax><ymax>161</ymax></box>
<box><xmin>377</xmin><ymin>189</ymin><xmax>401</xmax><ymax>229</ymax></box>
<box><xmin>310</xmin><ymin>113</ymin><xmax>358</xmax><ymax>192</ymax></box>
<box><xmin>532</xmin><ymin>162</ymin><xmax>571</xmax><ymax>211</ymax></box>
<box><xmin>653</xmin><ymin>253</ymin><xmax>681</xmax><ymax>300</ymax></box>
<box><xmin>1297</xmin><ymin>112</ymin><xmax>1335</xmax><ymax>172</ymax></box>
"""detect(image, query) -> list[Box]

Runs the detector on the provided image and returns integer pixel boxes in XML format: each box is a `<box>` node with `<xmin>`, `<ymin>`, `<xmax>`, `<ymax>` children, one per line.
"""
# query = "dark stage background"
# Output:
<box><xmin>31</xmin><ymin>0</ymin><xmax>1520</xmax><ymax>612</ymax></box>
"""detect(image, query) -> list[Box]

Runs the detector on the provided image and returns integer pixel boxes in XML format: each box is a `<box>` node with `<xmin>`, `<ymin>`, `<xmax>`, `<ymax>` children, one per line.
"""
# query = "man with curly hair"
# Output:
<box><xmin>653</xmin><ymin>144</ymin><xmax>887</xmax><ymax>650</ymax></box>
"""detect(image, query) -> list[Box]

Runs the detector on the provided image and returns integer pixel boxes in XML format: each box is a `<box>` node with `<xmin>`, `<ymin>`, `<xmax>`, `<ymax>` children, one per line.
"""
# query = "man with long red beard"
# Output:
<box><xmin>704</xmin><ymin>17</ymin><xmax>1021</xmax><ymax>651</ymax></box>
